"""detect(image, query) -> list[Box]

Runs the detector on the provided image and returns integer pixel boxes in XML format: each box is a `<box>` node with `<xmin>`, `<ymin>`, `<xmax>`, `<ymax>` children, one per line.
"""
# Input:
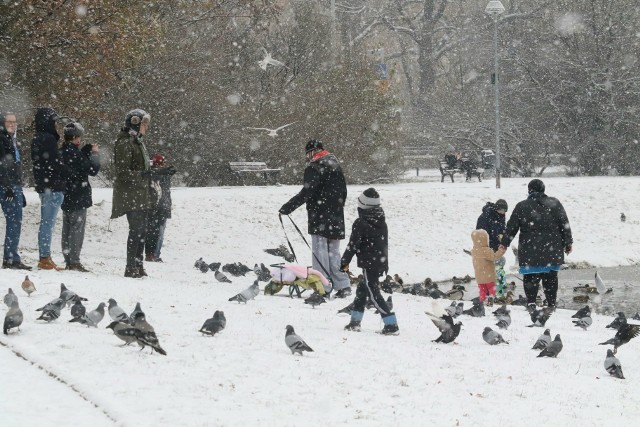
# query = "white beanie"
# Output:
<box><xmin>357</xmin><ymin>188</ymin><xmax>381</xmax><ymax>210</ymax></box>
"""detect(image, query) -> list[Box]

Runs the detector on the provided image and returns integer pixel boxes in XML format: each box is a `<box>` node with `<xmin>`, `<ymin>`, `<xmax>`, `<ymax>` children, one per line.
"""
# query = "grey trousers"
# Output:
<box><xmin>311</xmin><ymin>234</ymin><xmax>350</xmax><ymax>291</ymax></box>
<box><xmin>61</xmin><ymin>208</ymin><xmax>87</xmax><ymax>265</ymax></box>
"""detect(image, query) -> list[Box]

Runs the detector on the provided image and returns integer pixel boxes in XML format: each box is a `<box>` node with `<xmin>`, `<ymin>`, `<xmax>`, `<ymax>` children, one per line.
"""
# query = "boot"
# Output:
<box><xmin>2</xmin><ymin>260</ymin><xmax>32</xmax><ymax>270</ymax></box>
<box><xmin>66</xmin><ymin>263</ymin><xmax>90</xmax><ymax>273</ymax></box>
<box><xmin>345</xmin><ymin>311</ymin><xmax>363</xmax><ymax>331</ymax></box>
<box><xmin>138</xmin><ymin>266</ymin><xmax>148</xmax><ymax>277</ymax></box>
<box><xmin>380</xmin><ymin>314</ymin><xmax>399</xmax><ymax>335</ymax></box>
<box><xmin>38</xmin><ymin>257</ymin><xmax>63</xmax><ymax>271</ymax></box>
<box><xmin>124</xmin><ymin>266</ymin><xmax>142</xmax><ymax>278</ymax></box>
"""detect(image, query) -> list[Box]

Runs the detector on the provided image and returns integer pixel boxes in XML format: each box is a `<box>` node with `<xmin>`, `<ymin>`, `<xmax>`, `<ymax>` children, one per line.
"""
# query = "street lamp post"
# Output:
<box><xmin>485</xmin><ymin>1</ymin><xmax>505</xmax><ymax>189</ymax></box>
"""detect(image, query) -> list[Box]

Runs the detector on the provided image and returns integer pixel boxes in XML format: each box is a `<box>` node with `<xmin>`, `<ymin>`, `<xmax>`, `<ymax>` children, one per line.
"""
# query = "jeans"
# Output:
<box><xmin>38</xmin><ymin>191</ymin><xmax>64</xmax><ymax>258</ymax></box>
<box><xmin>154</xmin><ymin>220</ymin><xmax>166</xmax><ymax>258</ymax></box>
<box><xmin>311</xmin><ymin>234</ymin><xmax>350</xmax><ymax>291</ymax></box>
<box><xmin>61</xmin><ymin>208</ymin><xmax>87</xmax><ymax>265</ymax></box>
<box><xmin>126</xmin><ymin>210</ymin><xmax>147</xmax><ymax>268</ymax></box>
<box><xmin>0</xmin><ymin>185</ymin><xmax>23</xmax><ymax>263</ymax></box>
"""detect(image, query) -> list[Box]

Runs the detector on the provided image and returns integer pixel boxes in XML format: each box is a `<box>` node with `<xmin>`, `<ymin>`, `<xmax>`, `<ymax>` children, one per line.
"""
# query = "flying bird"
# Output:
<box><xmin>537</xmin><ymin>334</ymin><xmax>563</xmax><ymax>358</ymax></box>
<box><xmin>4</xmin><ymin>300</ymin><xmax>23</xmax><ymax>335</ymax></box>
<box><xmin>482</xmin><ymin>327</ymin><xmax>509</xmax><ymax>345</ymax></box>
<box><xmin>21</xmin><ymin>275</ymin><xmax>36</xmax><ymax>296</ymax></box>
<box><xmin>263</xmin><ymin>245</ymin><xmax>295</xmax><ymax>262</ymax></box>
<box><xmin>69</xmin><ymin>302</ymin><xmax>106</xmax><ymax>327</ymax></box>
<box><xmin>228</xmin><ymin>281</ymin><xmax>260</xmax><ymax>303</ymax></box>
<box><xmin>284</xmin><ymin>325</ymin><xmax>314</xmax><ymax>355</ymax></box>
<box><xmin>599</xmin><ymin>323</ymin><xmax>640</xmax><ymax>354</ymax></box>
<box><xmin>108</xmin><ymin>298</ymin><xmax>130</xmax><ymax>323</ymax></box>
<box><xmin>604</xmin><ymin>349</ymin><xmax>625</xmax><ymax>379</ymax></box>
<box><xmin>35</xmin><ymin>297</ymin><xmax>66</xmax><ymax>322</ymax></box>
<box><xmin>594</xmin><ymin>271</ymin><xmax>607</xmax><ymax>294</ymax></box>
<box><xmin>258</xmin><ymin>47</ymin><xmax>286</xmax><ymax>71</ymax></box>
<box><xmin>215</xmin><ymin>269</ymin><xmax>233</xmax><ymax>283</ymax></box>
<box><xmin>247</xmin><ymin>122</ymin><xmax>297</xmax><ymax>138</ymax></box>
<box><xmin>4</xmin><ymin>288</ymin><xmax>18</xmax><ymax>308</ymax></box>
<box><xmin>199</xmin><ymin>310</ymin><xmax>226</xmax><ymax>336</ymax></box>
<box><xmin>572</xmin><ymin>306</ymin><xmax>591</xmax><ymax>319</ymax></box>
<box><xmin>532</xmin><ymin>329</ymin><xmax>552</xmax><ymax>350</ymax></box>
<box><xmin>425</xmin><ymin>299</ymin><xmax>463</xmax><ymax>344</ymax></box>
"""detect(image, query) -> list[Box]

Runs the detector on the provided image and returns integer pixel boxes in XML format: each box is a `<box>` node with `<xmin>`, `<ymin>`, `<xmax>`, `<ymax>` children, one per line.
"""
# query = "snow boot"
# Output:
<box><xmin>38</xmin><ymin>257</ymin><xmax>63</xmax><ymax>271</ymax></box>
<box><xmin>380</xmin><ymin>314</ymin><xmax>399</xmax><ymax>335</ymax></box>
<box><xmin>345</xmin><ymin>311</ymin><xmax>363</xmax><ymax>331</ymax></box>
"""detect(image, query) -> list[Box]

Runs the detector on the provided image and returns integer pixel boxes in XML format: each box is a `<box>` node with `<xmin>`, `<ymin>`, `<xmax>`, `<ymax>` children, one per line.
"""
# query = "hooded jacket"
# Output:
<box><xmin>341</xmin><ymin>207</ymin><xmax>388</xmax><ymax>275</ymax></box>
<box><xmin>0</xmin><ymin>113</ymin><xmax>22</xmax><ymax>188</ymax></box>
<box><xmin>476</xmin><ymin>202</ymin><xmax>506</xmax><ymax>250</ymax></box>
<box><xmin>31</xmin><ymin>107</ymin><xmax>69</xmax><ymax>193</ymax></box>
<box><xmin>61</xmin><ymin>142</ymin><xmax>100</xmax><ymax>211</ymax></box>
<box><xmin>471</xmin><ymin>229</ymin><xmax>506</xmax><ymax>284</ymax></box>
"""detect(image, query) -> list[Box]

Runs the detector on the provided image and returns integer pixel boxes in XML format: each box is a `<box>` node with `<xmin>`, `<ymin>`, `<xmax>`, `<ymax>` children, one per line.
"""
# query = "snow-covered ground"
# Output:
<box><xmin>1</xmin><ymin>175</ymin><xmax>640</xmax><ymax>426</ymax></box>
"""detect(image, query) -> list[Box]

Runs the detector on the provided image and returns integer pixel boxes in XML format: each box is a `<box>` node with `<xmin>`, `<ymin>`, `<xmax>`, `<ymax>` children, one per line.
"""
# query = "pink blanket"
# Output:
<box><xmin>269</xmin><ymin>264</ymin><xmax>330</xmax><ymax>286</ymax></box>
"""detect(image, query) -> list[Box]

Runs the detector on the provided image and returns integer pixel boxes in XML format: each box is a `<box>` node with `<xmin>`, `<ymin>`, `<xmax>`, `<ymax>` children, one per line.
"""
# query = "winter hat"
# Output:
<box><xmin>528</xmin><ymin>178</ymin><xmax>545</xmax><ymax>194</ymax></box>
<box><xmin>124</xmin><ymin>109</ymin><xmax>151</xmax><ymax>133</ymax></box>
<box><xmin>495</xmin><ymin>199</ymin><xmax>508</xmax><ymax>211</ymax></box>
<box><xmin>152</xmin><ymin>153</ymin><xmax>166</xmax><ymax>166</ymax></box>
<box><xmin>357</xmin><ymin>188</ymin><xmax>381</xmax><ymax>210</ymax></box>
<box><xmin>63</xmin><ymin>122</ymin><xmax>84</xmax><ymax>138</ymax></box>
<box><xmin>305</xmin><ymin>139</ymin><xmax>323</xmax><ymax>153</ymax></box>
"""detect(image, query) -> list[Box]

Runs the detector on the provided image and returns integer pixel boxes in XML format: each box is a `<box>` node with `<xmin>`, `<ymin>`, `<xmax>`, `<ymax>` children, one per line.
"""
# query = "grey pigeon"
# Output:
<box><xmin>482</xmin><ymin>327</ymin><xmax>509</xmax><ymax>345</ymax></box>
<box><xmin>445</xmin><ymin>301</ymin><xmax>457</xmax><ymax>317</ymax></box>
<box><xmin>4</xmin><ymin>288</ymin><xmax>18</xmax><ymax>308</ymax></box>
<box><xmin>215</xmin><ymin>269</ymin><xmax>233</xmax><ymax>283</ymax></box>
<box><xmin>264</xmin><ymin>245</ymin><xmax>295</xmax><ymax>262</ymax></box>
<box><xmin>425</xmin><ymin>300</ymin><xmax>463</xmax><ymax>344</ymax></box>
<box><xmin>599</xmin><ymin>323</ymin><xmax>640</xmax><ymax>353</ymax></box>
<box><xmin>131</xmin><ymin>312</ymin><xmax>167</xmax><ymax>355</ymax></box>
<box><xmin>106</xmin><ymin>321</ymin><xmax>137</xmax><ymax>345</ymax></box>
<box><xmin>606</xmin><ymin>312</ymin><xmax>626</xmax><ymax>330</ymax></box>
<box><xmin>572</xmin><ymin>315</ymin><xmax>593</xmax><ymax>331</ymax></box>
<box><xmin>208</xmin><ymin>262</ymin><xmax>221</xmax><ymax>271</ymax></box>
<box><xmin>59</xmin><ymin>283</ymin><xmax>87</xmax><ymax>307</ymax></box>
<box><xmin>511</xmin><ymin>294</ymin><xmax>527</xmax><ymax>306</ymax></box>
<box><xmin>254</xmin><ymin>263</ymin><xmax>272</xmax><ymax>282</ymax></box>
<box><xmin>228</xmin><ymin>281</ymin><xmax>259</xmax><ymax>303</ymax></box>
<box><xmin>495</xmin><ymin>310</ymin><xmax>511</xmax><ymax>330</ymax></box>
<box><xmin>604</xmin><ymin>349</ymin><xmax>625</xmax><ymax>379</ymax></box>
<box><xmin>537</xmin><ymin>334</ymin><xmax>563</xmax><ymax>357</ymax></box>
<box><xmin>284</xmin><ymin>325</ymin><xmax>313</xmax><ymax>355</ymax></box>
<box><xmin>69</xmin><ymin>302</ymin><xmax>106</xmax><ymax>327</ymax></box>
<box><xmin>337</xmin><ymin>301</ymin><xmax>355</xmax><ymax>315</ymax></box>
<box><xmin>129</xmin><ymin>302</ymin><xmax>144</xmax><ymax>323</ymax></box>
<box><xmin>492</xmin><ymin>304</ymin><xmax>509</xmax><ymax>317</ymax></box>
<box><xmin>572</xmin><ymin>305</ymin><xmax>590</xmax><ymax>319</ymax></box>
<box><xmin>108</xmin><ymin>298</ymin><xmax>130</xmax><ymax>323</ymax></box>
<box><xmin>223</xmin><ymin>262</ymin><xmax>251</xmax><ymax>277</ymax></box>
<box><xmin>532</xmin><ymin>329</ymin><xmax>552</xmax><ymax>350</ymax></box>
<box><xmin>620</xmin><ymin>213</ymin><xmax>626</xmax><ymax>222</ymax></box>
<box><xmin>70</xmin><ymin>299</ymin><xmax>86</xmax><ymax>320</ymax></box>
<box><xmin>194</xmin><ymin>257</ymin><xmax>209</xmax><ymax>273</ymax></box>
<box><xmin>444</xmin><ymin>286</ymin><xmax>464</xmax><ymax>300</ymax></box>
<box><xmin>3</xmin><ymin>300</ymin><xmax>23</xmax><ymax>334</ymax></box>
<box><xmin>455</xmin><ymin>302</ymin><xmax>465</xmax><ymax>317</ymax></box>
<box><xmin>527</xmin><ymin>306</ymin><xmax>552</xmax><ymax>327</ymax></box>
<box><xmin>463</xmin><ymin>301</ymin><xmax>485</xmax><ymax>317</ymax></box>
<box><xmin>375</xmin><ymin>296</ymin><xmax>393</xmax><ymax>314</ymax></box>
<box><xmin>35</xmin><ymin>297</ymin><xmax>65</xmax><ymax>322</ymax></box>
<box><xmin>633</xmin><ymin>312</ymin><xmax>640</xmax><ymax>321</ymax></box>
<box><xmin>304</xmin><ymin>292</ymin><xmax>326</xmax><ymax>309</ymax></box>
<box><xmin>199</xmin><ymin>310</ymin><xmax>226</xmax><ymax>336</ymax></box>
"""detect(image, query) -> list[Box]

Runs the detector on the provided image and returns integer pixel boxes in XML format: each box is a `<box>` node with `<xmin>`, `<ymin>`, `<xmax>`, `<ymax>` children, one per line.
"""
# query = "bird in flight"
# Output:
<box><xmin>258</xmin><ymin>48</ymin><xmax>286</xmax><ymax>71</ymax></box>
<box><xmin>248</xmin><ymin>122</ymin><xmax>297</xmax><ymax>137</ymax></box>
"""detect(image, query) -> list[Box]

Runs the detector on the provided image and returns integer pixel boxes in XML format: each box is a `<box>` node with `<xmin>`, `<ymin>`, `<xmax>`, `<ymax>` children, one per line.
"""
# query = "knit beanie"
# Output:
<box><xmin>357</xmin><ymin>188</ymin><xmax>381</xmax><ymax>210</ymax></box>
<box><xmin>63</xmin><ymin>122</ymin><xmax>84</xmax><ymax>138</ymax></box>
<box><xmin>495</xmin><ymin>199</ymin><xmax>508</xmax><ymax>211</ymax></box>
<box><xmin>305</xmin><ymin>139</ymin><xmax>323</xmax><ymax>153</ymax></box>
<box><xmin>528</xmin><ymin>178</ymin><xmax>545</xmax><ymax>194</ymax></box>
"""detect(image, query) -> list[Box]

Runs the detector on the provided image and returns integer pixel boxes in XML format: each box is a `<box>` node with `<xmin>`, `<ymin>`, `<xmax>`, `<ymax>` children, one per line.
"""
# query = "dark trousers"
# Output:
<box><xmin>145</xmin><ymin>210</ymin><xmax>166</xmax><ymax>256</ymax></box>
<box><xmin>126</xmin><ymin>210</ymin><xmax>147</xmax><ymax>268</ymax></box>
<box><xmin>353</xmin><ymin>269</ymin><xmax>393</xmax><ymax>318</ymax></box>
<box><xmin>61</xmin><ymin>208</ymin><xmax>87</xmax><ymax>265</ymax></box>
<box><xmin>523</xmin><ymin>271</ymin><xmax>558</xmax><ymax>307</ymax></box>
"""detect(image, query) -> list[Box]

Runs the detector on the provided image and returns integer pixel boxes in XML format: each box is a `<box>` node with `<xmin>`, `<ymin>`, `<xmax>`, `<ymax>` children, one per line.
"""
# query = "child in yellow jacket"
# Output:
<box><xmin>471</xmin><ymin>229</ymin><xmax>507</xmax><ymax>304</ymax></box>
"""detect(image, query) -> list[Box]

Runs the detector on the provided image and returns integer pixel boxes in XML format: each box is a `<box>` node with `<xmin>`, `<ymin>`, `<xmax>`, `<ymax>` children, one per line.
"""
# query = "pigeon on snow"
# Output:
<box><xmin>532</xmin><ymin>329</ymin><xmax>552</xmax><ymax>350</ymax></box>
<box><xmin>108</xmin><ymin>298</ymin><xmax>130</xmax><ymax>323</ymax></box>
<box><xmin>604</xmin><ymin>349</ymin><xmax>625</xmax><ymax>379</ymax></box>
<box><xmin>129</xmin><ymin>302</ymin><xmax>144</xmax><ymax>323</ymax></box>
<box><xmin>444</xmin><ymin>301</ymin><xmax>457</xmax><ymax>317</ymax></box>
<box><xmin>215</xmin><ymin>269</ymin><xmax>233</xmax><ymax>283</ymax></box>
<box><xmin>620</xmin><ymin>213</ymin><xmax>626</xmax><ymax>222</ymax></box>
<box><xmin>4</xmin><ymin>288</ymin><xmax>18</xmax><ymax>308</ymax></box>
<box><xmin>633</xmin><ymin>312</ymin><xmax>640</xmax><ymax>321</ymax></box>
<box><xmin>374</xmin><ymin>296</ymin><xmax>393</xmax><ymax>314</ymax></box>
<box><xmin>527</xmin><ymin>306</ymin><xmax>552</xmax><ymax>327</ymax></box>
<box><xmin>482</xmin><ymin>327</ymin><xmax>509</xmax><ymax>345</ymax></box>
<box><xmin>572</xmin><ymin>315</ymin><xmax>593</xmax><ymax>331</ymax></box>
<box><xmin>337</xmin><ymin>301</ymin><xmax>355</xmax><ymax>315</ymax></box>
<box><xmin>463</xmin><ymin>300</ymin><xmax>485</xmax><ymax>317</ymax></box>
<box><xmin>285</xmin><ymin>325</ymin><xmax>314</xmax><ymax>355</ymax></box>
<box><xmin>304</xmin><ymin>292</ymin><xmax>326</xmax><ymax>309</ymax></box>
<box><xmin>572</xmin><ymin>306</ymin><xmax>590</xmax><ymax>319</ymax></box>
<box><xmin>599</xmin><ymin>323</ymin><xmax>640</xmax><ymax>353</ymax></box>
<box><xmin>21</xmin><ymin>275</ymin><xmax>36</xmax><ymax>296</ymax></box>
<box><xmin>492</xmin><ymin>304</ymin><xmax>509</xmax><ymax>317</ymax></box>
<box><xmin>208</xmin><ymin>262</ymin><xmax>221</xmax><ymax>271</ymax></box>
<box><xmin>35</xmin><ymin>297</ymin><xmax>66</xmax><ymax>322</ymax></box>
<box><xmin>199</xmin><ymin>310</ymin><xmax>226</xmax><ymax>336</ymax></box>
<box><xmin>495</xmin><ymin>310</ymin><xmax>511</xmax><ymax>330</ymax></box>
<box><xmin>537</xmin><ymin>334</ymin><xmax>563</xmax><ymax>358</ymax></box>
<box><xmin>606</xmin><ymin>312</ymin><xmax>626</xmax><ymax>330</ymax></box>
<box><xmin>59</xmin><ymin>283</ymin><xmax>87</xmax><ymax>307</ymax></box>
<box><xmin>222</xmin><ymin>262</ymin><xmax>251</xmax><ymax>277</ymax></box>
<box><xmin>228</xmin><ymin>281</ymin><xmax>259</xmax><ymax>303</ymax></box>
<box><xmin>194</xmin><ymin>258</ymin><xmax>209</xmax><ymax>273</ymax></box>
<box><xmin>425</xmin><ymin>299</ymin><xmax>462</xmax><ymax>344</ymax></box>
<box><xmin>70</xmin><ymin>299</ymin><xmax>86</xmax><ymax>320</ymax></box>
<box><xmin>4</xmin><ymin>300</ymin><xmax>23</xmax><ymax>335</ymax></box>
<box><xmin>69</xmin><ymin>302</ymin><xmax>106</xmax><ymax>327</ymax></box>
<box><xmin>130</xmin><ymin>312</ymin><xmax>167</xmax><ymax>355</ymax></box>
<box><xmin>106</xmin><ymin>321</ymin><xmax>138</xmax><ymax>346</ymax></box>
<box><xmin>254</xmin><ymin>263</ymin><xmax>272</xmax><ymax>282</ymax></box>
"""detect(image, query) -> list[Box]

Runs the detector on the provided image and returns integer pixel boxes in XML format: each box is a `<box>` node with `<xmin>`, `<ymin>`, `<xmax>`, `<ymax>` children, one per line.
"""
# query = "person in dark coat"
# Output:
<box><xmin>341</xmin><ymin>188</ymin><xmax>398</xmax><ymax>334</ymax></box>
<box><xmin>31</xmin><ymin>107</ymin><xmax>70</xmax><ymax>271</ymax></box>
<box><xmin>0</xmin><ymin>112</ymin><xmax>31</xmax><ymax>270</ymax></box>
<box><xmin>500</xmin><ymin>179</ymin><xmax>573</xmax><ymax>309</ymax></box>
<box><xmin>145</xmin><ymin>153</ymin><xmax>176</xmax><ymax>262</ymax></box>
<box><xmin>60</xmin><ymin>122</ymin><xmax>100</xmax><ymax>272</ymax></box>
<box><xmin>279</xmin><ymin>139</ymin><xmax>351</xmax><ymax>297</ymax></box>
<box><xmin>476</xmin><ymin>199</ymin><xmax>508</xmax><ymax>296</ymax></box>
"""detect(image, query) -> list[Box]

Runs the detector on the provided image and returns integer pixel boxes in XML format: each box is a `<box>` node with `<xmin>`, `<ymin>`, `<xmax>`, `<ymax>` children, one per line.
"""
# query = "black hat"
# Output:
<box><xmin>63</xmin><ymin>122</ymin><xmax>84</xmax><ymax>138</ymax></box>
<box><xmin>358</xmin><ymin>187</ymin><xmax>381</xmax><ymax>210</ymax></box>
<box><xmin>305</xmin><ymin>139</ymin><xmax>323</xmax><ymax>153</ymax></box>
<box><xmin>124</xmin><ymin>109</ymin><xmax>151</xmax><ymax>133</ymax></box>
<box><xmin>528</xmin><ymin>179</ymin><xmax>545</xmax><ymax>193</ymax></box>
<box><xmin>495</xmin><ymin>199</ymin><xmax>508</xmax><ymax>211</ymax></box>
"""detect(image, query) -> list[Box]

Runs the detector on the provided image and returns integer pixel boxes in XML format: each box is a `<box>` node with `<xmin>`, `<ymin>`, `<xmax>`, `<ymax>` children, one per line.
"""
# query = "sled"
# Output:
<box><xmin>265</xmin><ymin>264</ymin><xmax>330</xmax><ymax>298</ymax></box>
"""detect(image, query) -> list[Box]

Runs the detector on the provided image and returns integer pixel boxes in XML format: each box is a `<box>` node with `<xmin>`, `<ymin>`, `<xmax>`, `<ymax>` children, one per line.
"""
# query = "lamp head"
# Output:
<box><xmin>485</xmin><ymin>0</ymin><xmax>505</xmax><ymax>16</ymax></box>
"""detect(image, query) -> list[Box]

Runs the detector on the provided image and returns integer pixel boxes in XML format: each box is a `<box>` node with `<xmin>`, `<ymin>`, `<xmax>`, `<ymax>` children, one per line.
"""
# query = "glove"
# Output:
<box><xmin>81</xmin><ymin>144</ymin><xmax>93</xmax><ymax>156</ymax></box>
<box><xmin>564</xmin><ymin>244</ymin><xmax>573</xmax><ymax>255</ymax></box>
<box><xmin>279</xmin><ymin>204</ymin><xmax>293</xmax><ymax>215</ymax></box>
<box><xmin>3</xmin><ymin>187</ymin><xmax>14</xmax><ymax>202</ymax></box>
<box><xmin>340</xmin><ymin>264</ymin><xmax>349</xmax><ymax>273</ymax></box>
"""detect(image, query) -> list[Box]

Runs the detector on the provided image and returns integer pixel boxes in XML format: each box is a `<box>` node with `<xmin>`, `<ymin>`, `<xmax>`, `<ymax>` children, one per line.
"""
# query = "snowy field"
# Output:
<box><xmin>1</xmin><ymin>175</ymin><xmax>640</xmax><ymax>426</ymax></box>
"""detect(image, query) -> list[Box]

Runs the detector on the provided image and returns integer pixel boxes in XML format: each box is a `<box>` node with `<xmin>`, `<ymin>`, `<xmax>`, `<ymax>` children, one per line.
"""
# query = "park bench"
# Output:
<box><xmin>228</xmin><ymin>161</ymin><xmax>281</xmax><ymax>185</ymax></box>
<box><xmin>438</xmin><ymin>159</ymin><xmax>483</xmax><ymax>183</ymax></box>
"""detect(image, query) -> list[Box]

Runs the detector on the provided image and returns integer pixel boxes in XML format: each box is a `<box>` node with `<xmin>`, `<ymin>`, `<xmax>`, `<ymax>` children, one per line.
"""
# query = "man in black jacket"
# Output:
<box><xmin>500</xmin><ymin>179</ymin><xmax>573</xmax><ymax>309</ymax></box>
<box><xmin>60</xmin><ymin>122</ymin><xmax>100</xmax><ymax>272</ymax></box>
<box><xmin>279</xmin><ymin>140</ymin><xmax>351</xmax><ymax>297</ymax></box>
<box><xmin>0</xmin><ymin>112</ymin><xmax>31</xmax><ymax>270</ymax></box>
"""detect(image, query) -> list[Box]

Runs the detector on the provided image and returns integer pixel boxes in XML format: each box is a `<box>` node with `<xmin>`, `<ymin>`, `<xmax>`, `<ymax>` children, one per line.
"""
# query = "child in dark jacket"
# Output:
<box><xmin>341</xmin><ymin>188</ymin><xmax>398</xmax><ymax>335</ymax></box>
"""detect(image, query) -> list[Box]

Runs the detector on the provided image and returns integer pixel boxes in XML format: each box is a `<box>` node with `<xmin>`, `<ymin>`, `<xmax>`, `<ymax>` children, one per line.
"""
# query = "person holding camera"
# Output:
<box><xmin>60</xmin><ymin>122</ymin><xmax>100</xmax><ymax>272</ymax></box>
<box><xmin>145</xmin><ymin>153</ymin><xmax>176</xmax><ymax>262</ymax></box>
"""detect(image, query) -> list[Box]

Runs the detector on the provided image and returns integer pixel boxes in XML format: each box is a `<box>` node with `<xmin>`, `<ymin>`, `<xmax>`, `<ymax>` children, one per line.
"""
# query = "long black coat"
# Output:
<box><xmin>500</xmin><ymin>193</ymin><xmax>572</xmax><ymax>267</ymax></box>
<box><xmin>476</xmin><ymin>202</ymin><xmax>506</xmax><ymax>250</ymax></box>
<box><xmin>31</xmin><ymin>108</ymin><xmax>69</xmax><ymax>193</ymax></box>
<box><xmin>61</xmin><ymin>142</ymin><xmax>100</xmax><ymax>211</ymax></box>
<box><xmin>280</xmin><ymin>152</ymin><xmax>347</xmax><ymax>239</ymax></box>
<box><xmin>0</xmin><ymin>130</ymin><xmax>22</xmax><ymax>188</ymax></box>
<box><xmin>341</xmin><ymin>207</ymin><xmax>388</xmax><ymax>275</ymax></box>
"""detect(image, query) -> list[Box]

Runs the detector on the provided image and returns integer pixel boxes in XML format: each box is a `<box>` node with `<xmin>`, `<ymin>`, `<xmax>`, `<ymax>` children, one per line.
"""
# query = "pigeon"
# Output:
<box><xmin>199</xmin><ymin>310</ymin><xmax>226</xmax><ymax>336</ymax></box>
<box><xmin>263</xmin><ymin>245</ymin><xmax>295</xmax><ymax>262</ymax></box>
<box><xmin>482</xmin><ymin>327</ymin><xmax>509</xmax><ymax>345</ymax></box>
<box><xmin>572</xmin><ymin>315</ymin><xmax>593</xmax><ymax>331</ymax></box>
<box><xmin>59</xmin><ymin>283</ymin><xmax>87</xmax><ymax>307</ymax></box>
<box><xmin>620</xmin><ymin>213</ymin><xmax>626</xmax><ymax>222</ymax></box>
<box><xmin>606</xmin><ymin>312</ymin><xmax>627</xmax><ymax>330</ymax></box>
<box><xmin>106</xmin><ymin>321</ymin><xmax>138</xmax><ymax>346</ymax></box>
<box><xmin>257</xmin><ymin>47</ymin><xmax>286</xmax><ymax>71</ymax></box>
<box><xmin>375</xmin><ymin>296</ymin><xmax>393</xmax><ymax>314</ymax></box>
<box><xmin>35</xmin><ymin>297</ymin><xmax>65</xmax><ymax>322</ymax></box>
<box><xmin>537</xmin><ymin>334</ymin><xmax>563</xmax><ymax>357</ymax></box>
<box><xmin>599</xmin><ymin>323</ymin><xmax>640</xmax><ymax>353</ymax></box>
<box><xmin>194</xmin><ymin>258</ymin><xmax>209</xmax><ymax>273</ymax></box>
<box><xmin>604</xmin><ymin>349</ymin><xmax>625</xmax><ymax>379</ymax></box>
<box><xmin>425</xmin><ymin>299</ymin><xmax>463</xmax><ymax>344</ymax></box>
<box><xmin>445</xmin><ymin>286</ymin><xmax>464</xmax><ymax>300</ymax></box>
<box><xmin>427</xmin><ymin>287</ymin><xmax>446</xmax><ymax>299</ymax></box>
<box><xmin>3</xmin><ymin>300</ymin><xmax>23</xmax><ymax>335</ymax></box>
<box><xmin>527</xmin><ymin>306</ymin><xmax>552</xmax><ymax>327</ymax></box>
<box><xmin>444</xmin><ymin>301</ymin><xmax>457</xmax><ymax>317</ymax></box>
<box><xmin>4</xmin><ymin>288</ymin><xmax>18</xmax><ymax>308</ymax></box>
<box><xmin>572</xmin><ymin>306</ymin><xmax>591</xmax><ymax>319</ymax></box>
<box><xmin>21</xmin><ymin>275</ymin><xmax>36</xmax><ymax>296</ymax></box>
<box><xmin>463</xmin><ymin>301</ymin><xmax>485</xmax><ymax>317</ymax></box>
<box><xmin>131</xmin><ymin>311</ymin><xmax>167</xmax><ymax>355</ymax></box>
<box><xmin>254</xmin><ymin>263</ymin><xmax>272</xmax><ymax>282</ymax></box>
<box><xmin>208</xmin><ymin>262</ymin><xmax>221</xmax><ymax>271</ymax></box>
<box><xmin>393</xmin><ymin>274</ymin><xmax>404</xmax><ymax>286</ymax></box>
<box><xmin>532</xmin><ymin>329</ymin><xmax>552</xmax><ymax>350</ymax></box>
<box><xmin>222</xmin><ymin>262</ymin><xmax>251</xmax><ymax>277</ymax></box>
<box><xmin>70</xmin><ymin>299</ymin><xmax>86</xmax><ymax>320</ymax></box>
<box><xmin>594</xmin><ymin>271</ymin><xmax>607</xmax><ymax>294</ymax></box>
<box><xmin>69</xmin><ymin>302</ymin><xmax>106</xmax><ymax>327</ymax></box>
<box><xmin>304</xmin><ymin>292</ymin><xmax>326</xmax><ymax>309</ymax></box>
<box><xmin>455</xmin><ymin>302</ymin><xmax>465</xmax><ymax>317</ymax></box>
<box><xmin>633</xmin><ymin>312</ymin><xmax>640</xmax><ymax>321</ymax></box>
<box><xmin>492</xmin><ymin>304</ymin><xmax>509</xmax><ymax>317</ymax></box>
<box><xmin>284</xmin><ymin>325</ymin><xmax>313</xmax><ymax>355</ymax></box>
<box><xmin>337</xmin><ymin>301</ymin><xmax>355</xmax><ymax>315</ymax></box>
<box><xmin>511</xmin><ymin>294</ymin><xmax>527</xmax><ymax>306</ymax></box>
<box><xmin>495</xmin><ymin>310</ymin><xmax>511</xmax><ymax>330</ymax></box>
<box><xmin>129</xmin><ymin>302</ymin><xmax>144</xmax><ymax>323</ymax></box>
<box><xmin>108</xmin><ymin>298</ymin><xmax>129</xmax><ymax>323</ymax></box>
<box><xmin>228</xmin><ymin>281</ymin><xmax>260</xmax><ymax>303</ymax></box>
<box><xmin>215</xmin><ymin>270</ymin><xmax>232</xmax><ymax>283</ymax></box>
